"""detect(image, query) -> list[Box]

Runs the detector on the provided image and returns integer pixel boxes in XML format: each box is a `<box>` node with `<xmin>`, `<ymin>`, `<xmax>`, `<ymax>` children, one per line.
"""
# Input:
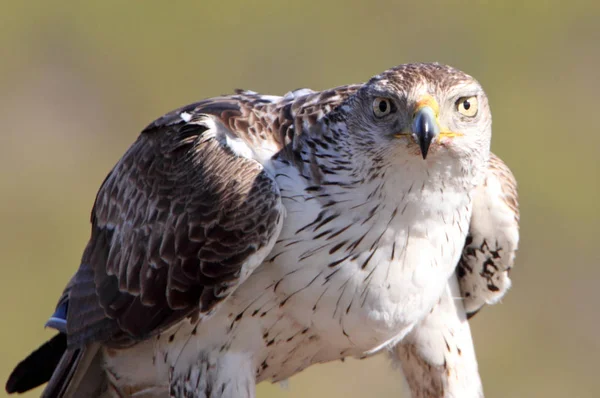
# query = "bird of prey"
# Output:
<box><xmin>6</xmin><ymin>63</ymin><xmax>519</xmax><ymax>398</ymax></box>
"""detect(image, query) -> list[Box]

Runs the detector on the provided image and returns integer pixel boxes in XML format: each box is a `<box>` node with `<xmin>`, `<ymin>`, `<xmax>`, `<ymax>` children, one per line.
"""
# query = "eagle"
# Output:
<box><xmin>6</xmin><ymin>63</ymin><xmax>519</xmax><ymax>398</ymax></box>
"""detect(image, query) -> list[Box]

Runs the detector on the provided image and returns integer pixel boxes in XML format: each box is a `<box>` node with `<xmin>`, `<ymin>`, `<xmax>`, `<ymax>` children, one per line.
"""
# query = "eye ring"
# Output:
<box><xmin>456</xmin><ymin>96</ymin><xmax>478</xmax><ymax>117</ymax></box>
<box><xmin>372</xmin><ymin>97</ymin><xmax>393</xmax><ymax>118</ymax></box>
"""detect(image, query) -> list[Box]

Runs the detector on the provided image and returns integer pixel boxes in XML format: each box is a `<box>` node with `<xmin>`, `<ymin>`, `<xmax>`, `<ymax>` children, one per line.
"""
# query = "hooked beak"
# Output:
<box><xmin>412</xmin><ymin>105</ymin><xmax>440</xmax><ymax>160</ymax></box>
<box><xmin>394</xmin><ymin>95</ymin><xmax>463</xmax><ymax>159</ymax></box>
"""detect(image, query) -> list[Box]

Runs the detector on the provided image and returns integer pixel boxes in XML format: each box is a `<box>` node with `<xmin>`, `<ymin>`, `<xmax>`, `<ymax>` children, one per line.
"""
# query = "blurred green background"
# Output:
<box><xmin>1</xmin><ymin>1</ymin><xmax>598</xmax><ymax>397</ymax></box>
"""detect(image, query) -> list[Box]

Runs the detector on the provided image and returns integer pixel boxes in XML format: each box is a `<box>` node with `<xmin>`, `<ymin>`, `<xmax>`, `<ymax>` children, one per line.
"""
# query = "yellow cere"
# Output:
<box><xmin>414</xmin><ymin>95</ymin><xmax>440</xmax><ymax>116</ymax></box>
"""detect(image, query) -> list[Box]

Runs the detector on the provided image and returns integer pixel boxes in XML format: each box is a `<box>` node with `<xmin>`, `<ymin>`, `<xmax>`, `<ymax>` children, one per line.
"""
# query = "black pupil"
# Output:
<box><xmin>378</xmin><ymin>100</ymin><xmax>388</xmax><ymax>113</ymax></box>
<box><xmin>463</xmin><ymin>100</ymin><xmax>471</xmax><ymax>110</ymax></box>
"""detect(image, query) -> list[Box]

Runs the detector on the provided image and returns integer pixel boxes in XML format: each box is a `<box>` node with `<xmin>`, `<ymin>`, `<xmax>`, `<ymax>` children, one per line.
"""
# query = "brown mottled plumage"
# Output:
<box><xmin>69</xmin><ymin>100</ymin><xmax>285</xmax><ymax>347</ymax></box>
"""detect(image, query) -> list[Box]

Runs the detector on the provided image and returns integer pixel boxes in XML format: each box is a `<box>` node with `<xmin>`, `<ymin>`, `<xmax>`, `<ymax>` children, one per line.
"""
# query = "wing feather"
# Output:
<box><xmin>457</xmin><ymin>153</ymin><xmax>520</xmax><ymax>317</ymax></box>
<box><xmin>63</xmin><ymin>98</ymin><xmax>285</xmax><ymax>347</ymax></box>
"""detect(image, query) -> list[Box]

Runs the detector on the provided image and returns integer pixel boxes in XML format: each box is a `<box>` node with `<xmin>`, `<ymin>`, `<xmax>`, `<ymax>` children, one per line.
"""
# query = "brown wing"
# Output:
<box><xmin>65</xmin><ymin>98</ymin><xmax>285</xmax><ymax>347</ymax></box>
<box><xmin>457</xmin><ymin>153</ymin><xmax>520</xmax><ymax>317</ymax></box>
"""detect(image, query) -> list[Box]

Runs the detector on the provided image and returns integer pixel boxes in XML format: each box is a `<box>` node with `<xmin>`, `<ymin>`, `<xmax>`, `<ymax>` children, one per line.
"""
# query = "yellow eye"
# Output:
<box><xmin>372</xmin><ymin>97</ymin><xmax>393</xmax><ymax>118</ymax></box>
<box><xmin>456</xmin><ymin>96</ymin><xmax>478</xmax><ymax>117</ymax></box>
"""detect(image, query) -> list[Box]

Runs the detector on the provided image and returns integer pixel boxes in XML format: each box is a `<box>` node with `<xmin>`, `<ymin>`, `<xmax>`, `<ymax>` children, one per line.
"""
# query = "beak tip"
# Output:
<box><xmin>419</xmin><ymin>144</ymin><xmax>429</xmax><ymax>160</ymax></box>
<box><xmin>412</xmin><ymin>106</ymin><xmax>439</xmax><ymax>160</ymax></box>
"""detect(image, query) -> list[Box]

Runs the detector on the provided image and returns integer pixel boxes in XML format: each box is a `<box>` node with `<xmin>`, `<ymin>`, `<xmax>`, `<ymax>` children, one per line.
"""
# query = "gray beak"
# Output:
<box><xmin>412</xmin><ymin>106</ymin><xmax>440</xmax><ymax>159</ymax></box>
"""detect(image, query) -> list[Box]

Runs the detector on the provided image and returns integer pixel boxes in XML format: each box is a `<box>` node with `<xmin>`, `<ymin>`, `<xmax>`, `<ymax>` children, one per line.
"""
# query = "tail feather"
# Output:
<box><xmin>5</xmin><ymin>334</ymin><xmax>105</xmax><ymax>397</ymax></box>
<box><xmin>42</xmin><ymin>343</ymin><xmax>103</xmax><ymax>398</ymax></box>
<box><xmin>6</xmin><ymin>333</ymin><xmax>67</xmax><ymax>394</ymax></box>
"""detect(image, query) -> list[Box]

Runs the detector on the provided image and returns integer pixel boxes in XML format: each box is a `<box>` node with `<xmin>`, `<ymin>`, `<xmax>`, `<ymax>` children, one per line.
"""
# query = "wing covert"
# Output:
<box><xmin>65</xmin><ymin>101</ymin><xmax>284</xmax><ymax>346</ymax></box>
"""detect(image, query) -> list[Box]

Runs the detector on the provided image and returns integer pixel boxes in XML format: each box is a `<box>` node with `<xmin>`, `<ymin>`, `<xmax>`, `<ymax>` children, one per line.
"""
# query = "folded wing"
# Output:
<box><xmin>457</xmin><ymin>153</ymin><xmax>520</xmax><ymax>317</ymax></box>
